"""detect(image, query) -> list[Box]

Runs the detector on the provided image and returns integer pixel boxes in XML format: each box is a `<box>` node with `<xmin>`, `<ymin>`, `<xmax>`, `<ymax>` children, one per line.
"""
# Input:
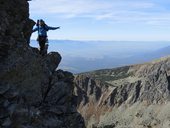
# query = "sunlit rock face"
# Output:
<box><xmin>75</xmin><ymin>57</ymin><xmax>170</xmax><ymax>128</ymax></box>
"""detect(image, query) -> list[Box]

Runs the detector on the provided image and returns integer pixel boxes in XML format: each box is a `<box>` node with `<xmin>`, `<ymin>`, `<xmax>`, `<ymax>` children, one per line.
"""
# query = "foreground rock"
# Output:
<box><xmin>0</xmin><ymin>0</ymin><xmax>85</xmax><ymax>127</ymax></box>
<box><xmin>75</xmin><ymin>57</ymin><xmax>170</xmax><ymax>128</ymax></box>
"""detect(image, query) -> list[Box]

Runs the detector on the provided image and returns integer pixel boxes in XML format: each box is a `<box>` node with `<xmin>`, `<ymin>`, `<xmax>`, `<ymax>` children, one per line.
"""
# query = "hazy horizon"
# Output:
<box><xmin>30</xmin><ymin>40</ymin><xmax>170</xmax><ymax>73</ymax></box>
<box><xmin>29</xmin><ymin>0</ymin><xmax>170</xmax><ymax>73</ymax></box>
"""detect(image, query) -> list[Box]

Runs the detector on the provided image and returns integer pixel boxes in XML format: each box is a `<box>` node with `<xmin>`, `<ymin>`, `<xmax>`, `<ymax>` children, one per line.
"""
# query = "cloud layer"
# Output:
<box><xmin>29</xmin><ymin>0</ymin><xmax>170</xmax><ymax>40</ymax></box>
<box><xmin>29</xmin><ymin>0</ymin><xmax>170</xmax><ymax>25</ymax></box>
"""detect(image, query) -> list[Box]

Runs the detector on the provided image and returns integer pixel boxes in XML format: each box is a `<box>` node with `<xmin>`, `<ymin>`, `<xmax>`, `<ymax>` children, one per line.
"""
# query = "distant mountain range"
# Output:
<box><xmin>59</xmin><ymin>45</ymin><xmax>170</xmax><ymax>73</ymax></box>
<box><xmin>30</xmin><ymin>40</ymin><xmax>170</xmax><ymax>73</ymax></box>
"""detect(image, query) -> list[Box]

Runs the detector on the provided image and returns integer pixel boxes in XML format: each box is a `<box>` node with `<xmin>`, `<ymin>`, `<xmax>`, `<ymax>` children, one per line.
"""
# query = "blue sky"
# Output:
<box><xmin>29</xmin><ymin>0</ymin><xmax>170</xmax><ymax>41</ymax></box>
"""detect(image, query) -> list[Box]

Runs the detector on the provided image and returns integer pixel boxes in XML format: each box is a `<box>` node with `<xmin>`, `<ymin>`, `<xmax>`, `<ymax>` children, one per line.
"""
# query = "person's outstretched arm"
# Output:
<box><xmin>47</xmin><ymin>26</ymin><xmax>60</xmax><ymax>30</ymax></box>
<box><xmin>32</xmin><ymin>26</ymin><xmax>38</xmax><ymax>33</ymax></box>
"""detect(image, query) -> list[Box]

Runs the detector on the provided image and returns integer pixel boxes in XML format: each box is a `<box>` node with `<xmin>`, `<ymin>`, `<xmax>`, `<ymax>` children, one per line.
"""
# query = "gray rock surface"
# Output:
<box><xmin>75</xmin><ymin>57</ymin><xmax>170</xmax><ymax>128</ymax></box>
<box><xmin>0</xmin><ymin>0</ymin><xmax>85</xmax><ymax>128</ymax></box>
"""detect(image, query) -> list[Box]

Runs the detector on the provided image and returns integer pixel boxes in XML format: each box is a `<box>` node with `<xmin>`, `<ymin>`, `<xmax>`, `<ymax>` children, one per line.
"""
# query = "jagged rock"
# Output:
<box><xmin>0</xmin><ymin>84</ymin><xmax>10</xmax><ymax>95</ymax></box>
<box><xmin>0</xmin><ymin>0</ymin><xmax>85</xmax><ymax>128</ymax></box>
<box><xmin>0</xmin><ymin>42</ymin><xmax>9</xmax><ymax>60</ymax></box>
<box><xmin>75</xmin><ymin>57</ymin><xmax>170</xmax><ymax>128</ymax></box>
<box><xmin>2</xmin><ymin>118</ymin><xmax>12</xmax><ymax>127</ymax></box>
<box><xmin>44</xmin><ymin>52</ymin><xmax>62</xmax><ymax>72</ymax></box>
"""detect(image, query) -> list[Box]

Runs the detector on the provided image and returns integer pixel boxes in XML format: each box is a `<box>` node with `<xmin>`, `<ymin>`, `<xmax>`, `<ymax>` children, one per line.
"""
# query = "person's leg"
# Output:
<box><xmin>40</xmin><ymin>41</ymin><xmax>45</xmax><ymax>52</ymax></box>
<box><xmin>44</xmin><ymin>43</ymin><xmax>48</xmax><ymax>55</ymax></box>
<box><xmin>39</xmin><ymin>37</ymin><xmax>46</xmax><ymax>55</ymax></box>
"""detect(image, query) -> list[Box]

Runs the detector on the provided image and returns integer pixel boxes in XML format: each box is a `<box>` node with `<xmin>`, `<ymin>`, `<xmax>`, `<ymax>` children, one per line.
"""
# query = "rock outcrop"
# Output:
<box><xmin>0</xmin><ymin>0</ymin><xmax>85</xmax><ymax>128</ymax></box>
<box><xmin>75</xmin><ymin>57</ymin><xmax>170</xmax><ymax>128</ymax></box>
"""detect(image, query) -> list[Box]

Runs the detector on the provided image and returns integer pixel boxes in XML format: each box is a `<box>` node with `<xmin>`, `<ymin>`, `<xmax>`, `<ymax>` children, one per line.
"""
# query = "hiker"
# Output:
<box><xmin>32</xmin><ymin>19</ymin><xmax>60</xmax><ymax>55</ymax></box>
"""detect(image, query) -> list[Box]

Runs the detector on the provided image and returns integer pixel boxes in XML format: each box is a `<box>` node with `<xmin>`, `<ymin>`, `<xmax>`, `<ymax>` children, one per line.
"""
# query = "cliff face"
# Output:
<box><xmin>75</xmin><ymin>57</ymin><xmax>170</xmax><ymax>128</ymax></box>
<box><xmin>0</xmin><ymin>0</ymin><xmax>85</xmax><ymax>128</ymax></box>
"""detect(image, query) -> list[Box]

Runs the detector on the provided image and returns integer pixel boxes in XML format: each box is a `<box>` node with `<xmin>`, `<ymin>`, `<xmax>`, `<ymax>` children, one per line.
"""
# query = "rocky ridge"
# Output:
<box><xmin>75</xmin><ymin>56</ymin><xmax>170</xmax><ymax>128</ymax></box>
<box><xmin>0</xmin><ymin>0</ymin><xmax>85</xmax><ymax>128</ymax></box>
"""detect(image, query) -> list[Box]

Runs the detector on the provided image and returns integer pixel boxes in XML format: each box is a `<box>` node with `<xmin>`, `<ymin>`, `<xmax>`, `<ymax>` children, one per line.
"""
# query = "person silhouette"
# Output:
<box><xmin>32</xmin><ymin>19</ymin><xmax>60</xmax><ymax>55</ymax></box>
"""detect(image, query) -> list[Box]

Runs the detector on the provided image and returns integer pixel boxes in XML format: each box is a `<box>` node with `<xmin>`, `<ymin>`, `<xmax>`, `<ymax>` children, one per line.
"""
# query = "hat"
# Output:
<box><xmin>39</xmin><ymin>19</ymin><xmax>44</xmax><ymax>22</ymax></box>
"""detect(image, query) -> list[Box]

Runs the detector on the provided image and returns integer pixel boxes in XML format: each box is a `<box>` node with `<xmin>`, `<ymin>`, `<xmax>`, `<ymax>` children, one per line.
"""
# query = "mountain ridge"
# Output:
<box><xmin>74</xmin><ymin>55</ymin><xmax>170</xmax><ymax>128</ymax></box>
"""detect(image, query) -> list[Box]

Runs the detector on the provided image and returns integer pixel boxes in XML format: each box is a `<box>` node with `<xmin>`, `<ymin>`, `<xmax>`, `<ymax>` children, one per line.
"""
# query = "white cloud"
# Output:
<box><xmin>29</xmin><ymin>0</ymin><xmax>111</xmax><ymax>15</ymax></box>
<box><xmin>29</xmin><ymin>0</ymin><xmax>170</xmax><ymax>26</ymax></box>
<box><xmin>28</xmin><ymin>0</ymin><xmax>170</xmax><ymax>42</ymax></box>
<box><xmin>29</xmin><ymin>0</ymin><xmax>156</xmax><ymax>15</ymax></box>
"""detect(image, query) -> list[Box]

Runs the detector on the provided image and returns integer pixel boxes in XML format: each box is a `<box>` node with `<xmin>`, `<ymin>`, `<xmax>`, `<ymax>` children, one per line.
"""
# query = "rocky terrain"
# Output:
<box><xmin>75</xmin><ymin>57</ymin><xmax>170</xmax><ymax>128</ymax></box>
<box><xmin>1</xmin><ymin>1</ymin><xmax>170</xmax><ymax>128</ymax></box>
<box><xmin>0</xmin><ymin>0</ymin><xmax>85</xmax><ymax>128</ymax></box>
